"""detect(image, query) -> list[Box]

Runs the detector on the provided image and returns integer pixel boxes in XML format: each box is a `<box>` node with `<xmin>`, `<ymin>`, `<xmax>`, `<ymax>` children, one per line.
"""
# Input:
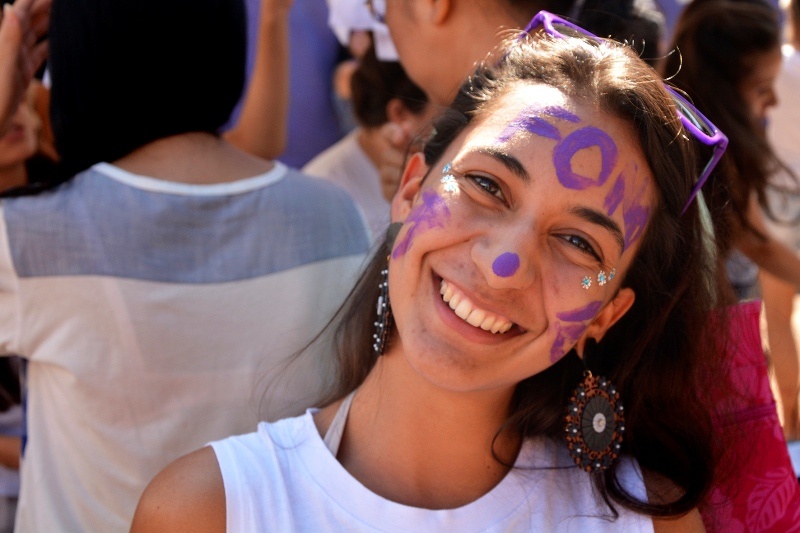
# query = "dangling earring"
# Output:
<box><xmin>373</xmin><ymin>222</ymin><xmax>402</xmax><ymax>356</ymax></box>
<box><xmin>565</xmin><ymin>370</ymin><xmax>625</xmax><ymax>473</ymax></box>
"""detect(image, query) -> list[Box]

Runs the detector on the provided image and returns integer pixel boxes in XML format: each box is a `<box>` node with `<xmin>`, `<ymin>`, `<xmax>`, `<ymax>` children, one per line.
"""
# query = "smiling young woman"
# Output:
<box><xmin>133</xmin><ymin>13</ymin><xmax>726</xmax><ymax>532</ymax></box>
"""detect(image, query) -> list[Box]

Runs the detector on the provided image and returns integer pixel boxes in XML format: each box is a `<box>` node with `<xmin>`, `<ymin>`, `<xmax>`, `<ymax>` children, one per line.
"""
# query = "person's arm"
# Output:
<box><xmin>131</xmin><ymin>447</ymin><xmax>225</xmax><ymax>533</ymax></box>
<box><xmin>737</xmin><ymin>192</ymin><xmax>800</xmax><ymax>288</ymax></box>
<box><xmin>224</xmin><ymin>0</ymin><xmax>293</xmax><ymax>159</ymax></box>
<box><xmin>0</xmin><ymin>0</ymin><xmax>50</xmax><ymax>137</ymax></box>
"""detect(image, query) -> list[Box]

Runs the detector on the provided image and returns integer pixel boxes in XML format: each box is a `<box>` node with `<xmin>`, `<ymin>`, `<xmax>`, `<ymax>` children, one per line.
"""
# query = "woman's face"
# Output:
<box><xmin>739</xmin><ymin>47</ymin><xmax>782</xmax><ymax>127</ymax></box>
<box><xmin>0</xmin><ymin>97</ymin><xmax>40</xmax><ymax>169</ymax></box>
<box><xmin>388</xmin><ymin>83</ymin><xmax>656</xmax><ymax>393</ymax></box>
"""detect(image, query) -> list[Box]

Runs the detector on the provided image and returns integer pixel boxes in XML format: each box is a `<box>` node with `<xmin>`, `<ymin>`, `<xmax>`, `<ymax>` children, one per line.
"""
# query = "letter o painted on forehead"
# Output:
<box><xmin>552</xmin><ymin>126</ymin><xmax>619</xmax><ymax>190</ymax></box>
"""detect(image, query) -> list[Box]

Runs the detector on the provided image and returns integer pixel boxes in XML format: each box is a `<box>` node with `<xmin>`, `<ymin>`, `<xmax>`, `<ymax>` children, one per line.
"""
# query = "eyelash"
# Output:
<box><xmin>467</xmin><ymin>173</ymin><xmax>507</xmax><ymax>203</ymax></box>
<box><xmin>461</xmin><ymin>169</ymin><xmax>604</xmax><ymax>265</ymax></box>
<box><xmin>561</xmin><ymin>234</ymin><xmax>602</xmax><ymax>262</ymax></box>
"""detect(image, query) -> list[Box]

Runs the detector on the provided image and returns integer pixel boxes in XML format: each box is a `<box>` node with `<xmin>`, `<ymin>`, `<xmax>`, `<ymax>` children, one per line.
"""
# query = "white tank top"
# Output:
<box><xmin>210</xmin><ymin>396</ymin><xmax>654</xmax><ymax>532</ymax></box>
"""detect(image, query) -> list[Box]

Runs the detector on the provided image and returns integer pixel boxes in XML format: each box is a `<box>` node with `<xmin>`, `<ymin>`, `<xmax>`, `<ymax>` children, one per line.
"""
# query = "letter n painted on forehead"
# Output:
<box><xmin>603</xmin><ymin>162</ymin><xmax>651</xmax><ymax>249</ymax></box>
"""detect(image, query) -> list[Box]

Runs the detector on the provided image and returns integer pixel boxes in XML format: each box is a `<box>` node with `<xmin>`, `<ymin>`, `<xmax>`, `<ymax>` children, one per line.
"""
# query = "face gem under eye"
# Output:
<box><xmin>552</xmin><ymin>126</ymin><xmax>619</xmax><ymax>190</ymax></box>
<box><xmin>392</xmin><ymin>190</ymin><xmax>451</xmax><ymax>259</ymax></box>
<box><xmin>492</xmin><ymin>252</ymin><xmax>520</xmax><ymax>277</ymax></box>
<box><xmin>441</xmin><ymin>174</ymin><xmax>458</xmax><ymax>193</ymax></box>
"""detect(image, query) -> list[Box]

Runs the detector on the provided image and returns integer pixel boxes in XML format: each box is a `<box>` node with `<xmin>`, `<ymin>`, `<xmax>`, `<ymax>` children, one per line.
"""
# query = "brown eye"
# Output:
<box><xmin>561</xmin><ymin>234</ymin><xmax>601</xmax><ymax>262</ymax></box>
<box><xmin>468</xmin><ymin>174</ymin><xmax>506</xmax><ymax>203</ymax></box>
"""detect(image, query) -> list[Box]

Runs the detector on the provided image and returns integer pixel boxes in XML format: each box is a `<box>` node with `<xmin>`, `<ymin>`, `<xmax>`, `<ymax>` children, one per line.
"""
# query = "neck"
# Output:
<box><xmin>113</xmin><ymin>131</ymin><xmax>273</xmax><ymax>184</ymax></box>
<box><xmin>333</xmin><ymin>347</ymin><xmax>520</xmax><ymax>509</ymax></box>
<box><xmin>0</xmin><ymin>163</ymin><xmax>28</xmax><ymax>193</ymax></box>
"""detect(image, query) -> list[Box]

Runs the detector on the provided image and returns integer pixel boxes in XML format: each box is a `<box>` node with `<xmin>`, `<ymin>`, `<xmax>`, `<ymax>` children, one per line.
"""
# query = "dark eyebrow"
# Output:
<box><xmin>571</xmin><ymin>206</ymin><xmax>626</xmax><ymax>253</ymax></box>
<box><xmin>474</xmin><ymin>147</ymin><xmax>530</xmax><ymax>183</ymax></box>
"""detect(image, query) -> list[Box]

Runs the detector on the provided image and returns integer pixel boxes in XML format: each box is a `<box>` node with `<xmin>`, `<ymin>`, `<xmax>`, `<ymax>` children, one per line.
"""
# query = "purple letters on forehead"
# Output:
<box><xmin>603</xmin><ymin>162</ymin><xmax>650</xmax><ymax>249</ymax></box>
<box><xmin>549</xmin><ymin>300</ymin><xmax>603</xmax><ymax>363</ymax></box>
<box><xmin>392</xmin><ymin>190</ymin><xmax>451</xmax><ymax>259</ymax></box>
<box><xmin>500</xmin><ymin>104</ymin><xmax>651</xmax><ymax>250</ymax></box>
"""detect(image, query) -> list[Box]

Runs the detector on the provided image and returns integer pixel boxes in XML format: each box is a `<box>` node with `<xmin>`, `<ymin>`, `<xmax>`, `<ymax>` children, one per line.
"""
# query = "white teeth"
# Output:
<box><xmin>439</xmin><ymin>279</ymin><xmax>514</xmax><ymax>334</ymax></box>
<box><xmin>454</xmin><ymin>300</ymin><xmax>472</xmax><ymax>320</ymax></box>
<box><xmin>466</xmin><ymin>309</ymin><xmax>486</xmax><ymax>327</ymax></box>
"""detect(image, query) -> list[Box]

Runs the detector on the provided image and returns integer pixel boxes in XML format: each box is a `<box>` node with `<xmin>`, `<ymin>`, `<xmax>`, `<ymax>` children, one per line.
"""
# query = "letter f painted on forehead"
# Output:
<box><xmin>497</xmin><ymin>105</ymin><xmax>580</xmax><ymax>143</ymax></box>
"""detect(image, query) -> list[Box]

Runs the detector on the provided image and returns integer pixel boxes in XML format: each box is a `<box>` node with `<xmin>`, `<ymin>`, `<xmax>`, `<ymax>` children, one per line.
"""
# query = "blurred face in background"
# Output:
<box><xmin>740</xmin><ymin>46</ymin><xmax>782</xmax><ymax>127</ymax></box>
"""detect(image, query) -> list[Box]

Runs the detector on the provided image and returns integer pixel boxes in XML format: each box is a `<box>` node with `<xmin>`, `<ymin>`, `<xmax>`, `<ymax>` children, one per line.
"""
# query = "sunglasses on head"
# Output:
<box><xmin>522</xmin><ymin>11</ymin><xmax>728</xmax><ymax>214</ymax></box>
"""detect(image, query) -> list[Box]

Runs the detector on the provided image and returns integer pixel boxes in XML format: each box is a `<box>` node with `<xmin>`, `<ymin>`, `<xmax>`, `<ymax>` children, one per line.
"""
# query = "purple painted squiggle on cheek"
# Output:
<box><xmin>552</xmin><ymin>127</ymin><xmax>619</xmax><ymax>190</ymax></box>
<box><xmin>391</xmin><ymin>190</ymin><xmax>451</xmax><ymax>258</ymax></box>
<box><xmin>556</xmin><ymin>301</ymin><xmax>603</xmax><ymax>322</ymax></box>
<box><xmin>492</xmin><ymin>252</ymin><xmax>520</xmax><ymax>277</ymax></box>
<box><xmin>548</xmin><ymin>300</ymin><xmax>603</xmax><ymax>363</ymax></box>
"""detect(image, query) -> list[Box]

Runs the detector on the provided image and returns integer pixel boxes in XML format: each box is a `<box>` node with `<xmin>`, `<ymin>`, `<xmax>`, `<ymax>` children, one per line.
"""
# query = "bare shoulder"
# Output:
<box><xmin>652</xmin><ymin>509</ymin><xmax>705</xmax><ymax>532</ymax></box>
<box><xmin>131</xmin><ymin>446</ymin><xmax>225</xmax><ymax>533</ymax></box>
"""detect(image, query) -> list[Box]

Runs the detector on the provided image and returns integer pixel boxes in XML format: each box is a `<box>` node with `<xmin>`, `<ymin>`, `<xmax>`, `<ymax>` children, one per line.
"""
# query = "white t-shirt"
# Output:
<box><xmin>211</xmin><ymin>411</ymin><xmax>654</xmax><ymax>532</ymax></box>
<box><xmin>0</xmin><ymin>162</ymin><xmax>370</xmax><ymax>532</ymax></box>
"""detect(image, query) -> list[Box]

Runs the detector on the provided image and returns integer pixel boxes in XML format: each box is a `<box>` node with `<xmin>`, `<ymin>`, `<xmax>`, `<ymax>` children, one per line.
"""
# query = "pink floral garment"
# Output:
<box><xmin>702</xmin><ymin>300</ymin><xmax>800</xmax><ymax>532</ymax></box>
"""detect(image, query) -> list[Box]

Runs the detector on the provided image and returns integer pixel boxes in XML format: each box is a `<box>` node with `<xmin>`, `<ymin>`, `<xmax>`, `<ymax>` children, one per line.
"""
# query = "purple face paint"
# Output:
<box><xmin>556</xmin><ymin>301</ymin><xmax>603</xmax><ymax>322</ymax></box>
<box><xmin>603</xmin><ymin>174</ymin><xmax>625</xmax><ymax>215</ymax></box>
<box><xmin>392</xmin><ymin>190</ymin><xmax>451</xmax><ymax>258</ymax></box>
<box><xmin>543</xmin><ymin>106</ymin><xmax>581</xmax><ymax>123</ymax></box>
<box><xmin>498</xmin><ymin>115</ymin><xmax>561</xmax><ymax>143</ymax></box>
<box><xmin>497</xmin><ymin>105</ymin><xmax>579</xmax><ymax>143</ymax></box>
<box><xmin>552</xmin><ymin>127</ymin><xmax>619</xmax><ymax>190</ymax></box>
<box><xmin>623</xmin><ymin>205</ymin><xmax>650</xmax><ymax>247</ymax></box>
<box><xmin>492</xmin><ymin>252</ymin><xmax>520</xmax><ymax>278</ymax></box>
<box><xmin>548</xmin><ymin>300</ymin><xmax>603</xmax><ymax>363</ymax></box>
<box><xmin>604</xmin><ymin>163</ymin><xmax>651</xmax><ymax>250</ymax></box>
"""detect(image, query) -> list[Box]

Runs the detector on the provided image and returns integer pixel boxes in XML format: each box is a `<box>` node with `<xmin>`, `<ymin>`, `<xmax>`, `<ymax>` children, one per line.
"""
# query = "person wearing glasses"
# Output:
<box><xmin>133</xmin><ymin>12</ymin><xmax>736</xmax><ymax>531</ymax></box>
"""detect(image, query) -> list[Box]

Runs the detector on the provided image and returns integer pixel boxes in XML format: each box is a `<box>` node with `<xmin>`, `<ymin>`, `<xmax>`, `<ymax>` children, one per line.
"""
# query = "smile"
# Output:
<box><xmin>439</xmin><ymin>279</ymin><xmax>516</xmax><ymax>334</ymax></box>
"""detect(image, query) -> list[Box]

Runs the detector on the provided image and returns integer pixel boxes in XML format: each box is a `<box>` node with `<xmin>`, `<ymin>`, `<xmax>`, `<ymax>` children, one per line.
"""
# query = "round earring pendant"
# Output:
<box><xmin>565</xmin><ymin>372</ymin><xmax>625</xmax><ymax>473</ymax></box>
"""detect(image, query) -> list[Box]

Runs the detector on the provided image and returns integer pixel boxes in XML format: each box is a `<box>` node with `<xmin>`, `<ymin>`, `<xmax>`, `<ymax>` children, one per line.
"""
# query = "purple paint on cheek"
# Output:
<box><xmin>498</xmin><ymin>115</ymin><xmax>561</xmax><ymax>143</ymax></box>
<box><xmin>549</xmin><ymin>323</ymin><xmax>591</xmax><ymax>363</ymax></box>
<box><xmin>543</xmin><ymin>106</ymin><xmax>581</xmax><ymax>123</ymax></box>
<box><xmin>392</xmin><ymin>190</ymin><xmax>451</xmax><ymax>258</ymax></box>
<box><xmin>552</xmin><ymin>126</ymin><xmax>619</xmax><ymax>190</ymax></box>
<box><xmin>556</xmin><ymin>300</ymin><xmax>603</xmax><ymax>322</ymax></box>
<box><xmin>548</xmin><ymin>300</ymin><xmax>603</xmax><ymax>363</ymax></box>
<box><xmin>492</xmin><ymin>252</ymin><xmax>520</xmax><ymax>277</ymax></box>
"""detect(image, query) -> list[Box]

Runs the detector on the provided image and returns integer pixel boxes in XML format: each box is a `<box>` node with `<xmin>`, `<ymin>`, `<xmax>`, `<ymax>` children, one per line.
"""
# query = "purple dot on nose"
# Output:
<box><xmin>492</xmin><ymin>252</ymin><xmax>520</xmax><ymax>278</ymax></box>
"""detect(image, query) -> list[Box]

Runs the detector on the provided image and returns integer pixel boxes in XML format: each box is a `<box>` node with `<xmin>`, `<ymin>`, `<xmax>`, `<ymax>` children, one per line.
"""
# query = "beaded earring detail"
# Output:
<box><xmin>372</xmin><ymin>267</ymin><xmax>393</xmax><ymax>355</ymax></box>
<box><xmin>565</xmin><ymin>371</ymin><xmax>625</xmax><ymax>473</ymax></box>
<box><xmin>372</xmin><ymin>222</ymin><xmax>402</xmax><ymax>356</ymax></box>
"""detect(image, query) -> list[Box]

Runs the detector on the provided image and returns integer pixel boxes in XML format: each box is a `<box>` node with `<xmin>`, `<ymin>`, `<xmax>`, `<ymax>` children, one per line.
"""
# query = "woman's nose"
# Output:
<box><xmin>473</xmin><ymin>232</ymin><xmax>537</xmax><ymax>289</ymax></box>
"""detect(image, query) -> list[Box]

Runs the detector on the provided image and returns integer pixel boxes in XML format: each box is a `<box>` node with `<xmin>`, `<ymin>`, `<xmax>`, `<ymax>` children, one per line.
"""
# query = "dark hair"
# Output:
<box><xmin>317</xmin><ymin>33</ymin><xmax>727</xmax><ymax>517</ymax></box>
<box><xmin>663</xmin><ymin>0</ymin><xmax>785</xmax><ymax>255</ymax></box>
<box><xmin>351</xmin><ymin>43</ymin><xmax>428</xmax><ymax>128</ymax></box>
<box><xmin>48</xmin><ymin>0</ymin><xmax>246</xmax><ymax>178</ymax></box>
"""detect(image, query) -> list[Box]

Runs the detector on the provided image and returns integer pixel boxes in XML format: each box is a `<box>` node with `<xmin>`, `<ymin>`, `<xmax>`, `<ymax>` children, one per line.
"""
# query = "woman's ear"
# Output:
<box><xmin>575</xmin><ymin>288</ymin><xmax>636</xmax><ymax>356</ymax></box>
<box><xmin>391</xmin><ymin>152</ymin><xmax>428</xmax><ymax>222</ymax></box>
